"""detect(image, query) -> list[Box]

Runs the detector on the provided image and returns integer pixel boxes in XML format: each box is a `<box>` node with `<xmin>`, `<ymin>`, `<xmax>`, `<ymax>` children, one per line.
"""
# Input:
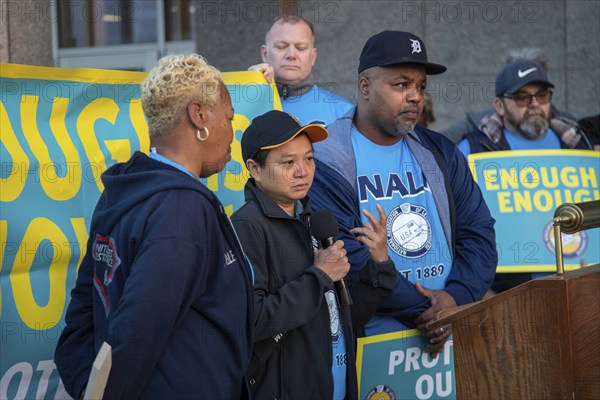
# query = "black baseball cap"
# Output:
<box><xmin>358</xmin><ymin>30</ymin><xmax>447</xmax><ymax>75</ymax></box>
<box><xmin>241</xmin><ymin>110</ymin><xmax>328</xmax><ymax>163</ymax></box>
<box><xmin>495</xmin><ymin>60</ymin><xmax>554</xmax><ymax>97</ymax></box>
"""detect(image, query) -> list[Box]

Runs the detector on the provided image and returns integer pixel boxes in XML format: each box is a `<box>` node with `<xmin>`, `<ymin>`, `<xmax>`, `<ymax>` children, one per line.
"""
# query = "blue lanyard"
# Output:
<box><xmin>149</xmin><ymin>148</ymin><xmax>196</xmax><ymax>179</ymax></box>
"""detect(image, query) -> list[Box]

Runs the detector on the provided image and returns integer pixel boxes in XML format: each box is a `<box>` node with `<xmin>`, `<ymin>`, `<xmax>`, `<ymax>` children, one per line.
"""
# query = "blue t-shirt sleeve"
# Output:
<box><xmin>457</xmin><ymin>138</ymin><xmax>471</xmax><ymax>158</ymax></box>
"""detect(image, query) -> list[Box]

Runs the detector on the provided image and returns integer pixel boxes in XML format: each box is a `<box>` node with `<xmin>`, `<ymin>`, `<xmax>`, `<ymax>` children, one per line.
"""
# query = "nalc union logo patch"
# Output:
<box><xmin>542</xmin><ymin>220</ymin><xmax>587</xmax><ymax>258</ymax></box>
<box><xmin>364</xmin><ymin>384</ymin><xmax>396</xmax><ymax>400</ymax></box>
<box><xmin>386</xmin><ymin>203</ymin><xmax>432</xmax><ymax>258</ymax></box>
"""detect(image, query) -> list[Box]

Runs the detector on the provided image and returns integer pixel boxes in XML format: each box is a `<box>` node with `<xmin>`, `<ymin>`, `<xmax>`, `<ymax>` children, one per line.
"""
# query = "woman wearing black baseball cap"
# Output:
<box><xmin>232</xmin><ymin>110</ymin><xmax>396</xmax><ymax>399</ymax></box>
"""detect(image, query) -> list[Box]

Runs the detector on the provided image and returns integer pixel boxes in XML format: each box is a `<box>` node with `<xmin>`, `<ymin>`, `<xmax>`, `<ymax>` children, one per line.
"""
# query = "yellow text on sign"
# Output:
<box><xmin>4</xmin><ymin>218</ymin><xmax>88</xmax><ymax>328</ymax></box>
<box><xmin>0</xmin><ymin>97</ymin><xmax>149</xmax><ymax>202</ymax></box>
<box><xmin>483</xmin><ymin>166</ymin><xmax>599</xmax><ymax>213</ymax></box>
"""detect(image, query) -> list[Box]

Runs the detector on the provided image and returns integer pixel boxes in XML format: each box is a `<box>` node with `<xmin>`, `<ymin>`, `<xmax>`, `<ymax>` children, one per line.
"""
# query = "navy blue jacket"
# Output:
<box><xmin>310</xmin><ymin>108</ymin><xmax>498</xmax><ymax>327</ymax></box>
<box><xmin>464</xmin><ymin>124</ymin><xmax>594</xmax><ymax>153</ymax></box>
<box><xmin>55</xmin><ymin>152</ymin><xmax>253</xmax><ymax>399</ymax></box>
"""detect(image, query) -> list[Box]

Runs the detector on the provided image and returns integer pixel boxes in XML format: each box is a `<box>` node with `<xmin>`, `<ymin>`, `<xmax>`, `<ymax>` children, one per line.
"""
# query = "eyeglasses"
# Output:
<box><xmin>503</xmin><ymin>89</ymin><xmax>553</xmax><ymax>107</ymax></box>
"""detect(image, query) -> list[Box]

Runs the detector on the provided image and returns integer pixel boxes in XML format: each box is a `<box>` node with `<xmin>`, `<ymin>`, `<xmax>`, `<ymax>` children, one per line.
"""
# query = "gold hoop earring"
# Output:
<box><xmin>196</xmin><ymin>127</ymin><xmax>209</xmax><ymax>142</ymax></box>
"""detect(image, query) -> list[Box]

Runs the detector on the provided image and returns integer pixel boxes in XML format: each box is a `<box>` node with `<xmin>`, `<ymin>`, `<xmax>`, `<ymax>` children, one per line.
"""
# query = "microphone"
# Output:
<box><xmin>311</xmin><ymin>209</ymin><xmax>353</xmax><ymax>306</ymax></box>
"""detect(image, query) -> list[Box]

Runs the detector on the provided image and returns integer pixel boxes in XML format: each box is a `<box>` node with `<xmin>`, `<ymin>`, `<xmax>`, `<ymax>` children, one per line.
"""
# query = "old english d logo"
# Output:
<box><xmin>410</xmin><ymin>39</ymin><xmax>422</xmax><ymax>54</ymax></box>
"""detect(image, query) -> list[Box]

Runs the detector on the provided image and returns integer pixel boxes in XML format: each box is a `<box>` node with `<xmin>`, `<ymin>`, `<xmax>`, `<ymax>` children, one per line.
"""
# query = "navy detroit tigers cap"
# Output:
<box><xmin>241</xmin><ymin>110</ymin><xmax>328</xmax><ymax>163</ymax></box>
<box><xmin>495</xmin><ymin>60</ymin><xmax>554</xmax><ymax>97</ymax></box>
<box><xmin>358</xmin><ymin>31</ymin><xmax>447</xmax><ymax>75</ymax></box>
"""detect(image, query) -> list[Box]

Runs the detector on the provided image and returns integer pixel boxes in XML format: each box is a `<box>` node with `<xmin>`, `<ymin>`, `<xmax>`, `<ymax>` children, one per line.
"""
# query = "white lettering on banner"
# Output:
<box><xmin>1</xmin><ymin>362</ymin><xmax>33</xmax><ymax>399</ymax></box>
<box><xmin>388</xmin><ymin>339</ymin><xmax>453</xmax><ymax>375</ymax></box>
<box><xmin>416</xmin><ymin>371</ymin><xmax>453</xmax><ymax>399</ymax></box>
<box><xmin>0</xmin><ymin>360</ymin><xmax>66</xmax><ymax>400</ymax></box>
<box><xmin>35</xmin><ymin>360</ymin><xmax>55</xmax><ymax>399</ymax></box>
<box><xmin>405</xmin><ymin>347</ymin><xmax>421</xmax><ymax>371</ymax></box>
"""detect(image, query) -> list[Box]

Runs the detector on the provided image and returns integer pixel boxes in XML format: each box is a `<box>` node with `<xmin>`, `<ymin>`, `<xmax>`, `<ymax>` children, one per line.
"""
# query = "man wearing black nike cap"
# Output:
<box><xmin>309</xmin><ymin>31</ymin><xmax>498</xmax><ymax>355</ymax></box>
<box><xmin>460</xmin><ymin>59</ymin><xmax>594</xmax><ymax>154</ymax></box>
<box><xmin>232</xmin><ymin>110</ymin><xmax>396</xmax><ymax>399</ymax></box>
<box><xmin>458</xmin><ymin>60</ymin><xmax>594</xmax><ymax>295</ymax></box>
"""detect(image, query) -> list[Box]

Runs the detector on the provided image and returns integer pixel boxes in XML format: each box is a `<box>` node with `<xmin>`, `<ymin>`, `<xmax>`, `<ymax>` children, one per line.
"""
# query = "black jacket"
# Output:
<box><xmin>231</xmin><ymin>180</ymin><xmax>396</xmax><ymax>400</ymax></box>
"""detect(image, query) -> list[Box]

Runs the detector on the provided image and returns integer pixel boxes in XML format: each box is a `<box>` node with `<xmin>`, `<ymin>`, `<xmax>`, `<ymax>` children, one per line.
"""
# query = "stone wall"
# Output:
<box><xmin>195</xmin><ymin>0</ymin><xmax>600</xmax><ymax>132</ymax></box>
<box><xmin>0</xmin><ymin>0</ymin><xmax>53</xmax><ymax>66</ymax></box>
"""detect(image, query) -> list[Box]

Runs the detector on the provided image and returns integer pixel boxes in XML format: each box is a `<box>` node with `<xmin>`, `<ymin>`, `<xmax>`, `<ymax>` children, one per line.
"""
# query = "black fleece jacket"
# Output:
<box><xmin>231</xmin><ymin>179</ymin><xmax>396</xmax><ymax>400</ymax></box>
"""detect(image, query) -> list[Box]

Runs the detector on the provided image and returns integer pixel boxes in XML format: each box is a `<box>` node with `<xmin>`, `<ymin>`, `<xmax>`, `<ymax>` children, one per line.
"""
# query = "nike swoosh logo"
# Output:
<box><xmin>518</xmin><ymin>67</ymin><xmax>537</xmax><ymax>78</ymax></box>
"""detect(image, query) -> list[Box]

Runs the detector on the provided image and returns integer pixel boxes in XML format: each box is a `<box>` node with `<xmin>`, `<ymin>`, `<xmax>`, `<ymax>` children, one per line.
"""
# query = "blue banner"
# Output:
<box><xmin>0</xmin><ymin>63</ymin><xmax>278</xmax><ymax>399</ymax></box>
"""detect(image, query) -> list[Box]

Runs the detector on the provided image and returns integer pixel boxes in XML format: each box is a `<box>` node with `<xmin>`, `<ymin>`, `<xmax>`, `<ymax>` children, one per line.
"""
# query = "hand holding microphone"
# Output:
<box><xmin>311</xmin><ymin>210</ymin><xmax>352</xmax><ymax>306</ymax></box>
<box><xmin>313</xmin><ymin>240</ymin><xmax>349</xmax><ymax>282</ymax></box>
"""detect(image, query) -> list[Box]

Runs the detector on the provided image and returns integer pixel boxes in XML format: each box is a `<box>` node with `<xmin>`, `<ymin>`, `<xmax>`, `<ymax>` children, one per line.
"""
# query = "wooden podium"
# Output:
<box><xmin>431</xmin><ymin>265</ymin><xmax>600</xmax><ymax>399</ymax></box>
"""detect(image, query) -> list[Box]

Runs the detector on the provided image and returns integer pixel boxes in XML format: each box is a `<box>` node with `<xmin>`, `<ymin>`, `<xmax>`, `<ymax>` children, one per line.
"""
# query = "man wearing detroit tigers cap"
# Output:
<box><xmin>309</xmin><ymin>31</ymin><xmax>498</xmax><ymax>355</ymax></box>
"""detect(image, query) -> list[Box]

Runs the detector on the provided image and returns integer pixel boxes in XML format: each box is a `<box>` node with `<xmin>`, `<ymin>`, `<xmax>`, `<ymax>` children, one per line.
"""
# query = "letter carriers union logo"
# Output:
<box><xmin>542</xmin><ymin>220</ymin><xmax>587</xmax><ymax>258</ymax></box>
<box><xmin>365</xmin><ymin>384</ymin><xmax>396</xmax><ymax>400</ymax></box>
<box><xmin>387</xmin><ymin>203</ymin><xmax>432</xmax><ymax>258</ymax></box>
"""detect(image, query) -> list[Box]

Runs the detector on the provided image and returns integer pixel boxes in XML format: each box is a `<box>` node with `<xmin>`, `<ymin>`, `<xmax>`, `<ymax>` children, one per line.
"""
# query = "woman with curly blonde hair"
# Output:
<box><xmin>55</xmin><ymin>54</ymin><xmax>254</xmax><ymax>399</ymax></box>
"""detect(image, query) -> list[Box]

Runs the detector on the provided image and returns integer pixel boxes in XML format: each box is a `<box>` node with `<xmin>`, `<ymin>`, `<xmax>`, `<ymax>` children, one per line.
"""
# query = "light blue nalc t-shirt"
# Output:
<box><xmin>304</xmin><ymin>202</ymin><xmax>346</xmax><ymax>399</ymax></box>
<box><xmin>351</xmin><ymin>127</ymin><xmax>453</xmax><ymax>335</ymax></box>
<box><xmin>458</xmin><ymin>127</ymin><xmax>561</xmax><ymax>280</ymax></box>
<box><xmin>325</xmin><ymin>290</ymin><xmax>346</xmax><ymax>400</ymax></box>
<box><xmin>281</xmin><ymin>85</ymin><xmax>353</xmax><ymax>126</ymax></box>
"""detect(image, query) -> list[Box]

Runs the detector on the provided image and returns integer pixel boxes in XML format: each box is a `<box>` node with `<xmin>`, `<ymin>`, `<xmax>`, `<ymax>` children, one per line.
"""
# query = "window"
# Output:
<box><xmin>54</xmin><ymin>0</ymin><xmax>196</xmax><ymax>71</ymax></box>
<box><xmin>58</xmin><ymin>1</ymin><xmax>158</xmax><ymax>48</ymax></box>
<box><xmin>165</xmin><ymin>0</ymin><xmax>193</xmax><ymax>41</ymax></box>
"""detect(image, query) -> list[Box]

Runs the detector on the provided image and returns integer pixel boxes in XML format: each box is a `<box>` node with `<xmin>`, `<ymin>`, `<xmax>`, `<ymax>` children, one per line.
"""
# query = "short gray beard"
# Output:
<box><xmin>391</xmin><ymin>115</ymin><xmax>415</xmax><ymax>138</ymax></box>
<box><xmin>519</xmin><ymin>111</ymin><xmax>549</xmax><ymax>140</ymax></box>
<box><xmin>520</xmin><ymin>118</ymin><xmax>548</xmax><ymax>139</ymax></box>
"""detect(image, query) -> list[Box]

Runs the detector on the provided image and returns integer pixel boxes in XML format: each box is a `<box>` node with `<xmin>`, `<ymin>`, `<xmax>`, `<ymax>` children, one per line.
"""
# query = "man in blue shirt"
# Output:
<box><xmin>249</xmin><ymin>14</ymin><xmax>353</xmax><ymax>126</ymax></box>
<box><xmin>458</xmin><ymin>59</ymin><xmax>595</xmax><ymax>294</ymax></box>
<box><xmin>442</xmin><ymin>48</ymin><xmax>583</xmax><ymax>145</ymax></box>
<box><xmin>309</xmin><ymin>31</ymin><xmax>497</xmax><ymax>355</ymax></box>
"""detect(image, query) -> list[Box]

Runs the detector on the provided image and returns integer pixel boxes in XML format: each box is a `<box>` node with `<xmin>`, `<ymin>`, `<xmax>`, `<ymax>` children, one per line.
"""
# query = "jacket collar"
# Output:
<box><xmin>243</xmin><ymin>179</ymin><xmax>312</xmax><ymax>220</ymax></box>
<box><xmin>477</xmin><ymin>107</ymin><xmax>583</xmax><ymax>148</ymax></box>
<box><xmin>276</xmin><ymin>75</ymin><xmax>314</xmax><ymax>99</ymax></box>
<box><xmin>313</xmin><ymin>106</ymin><xmax>358</xmax><ymax>190</ymax></box>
